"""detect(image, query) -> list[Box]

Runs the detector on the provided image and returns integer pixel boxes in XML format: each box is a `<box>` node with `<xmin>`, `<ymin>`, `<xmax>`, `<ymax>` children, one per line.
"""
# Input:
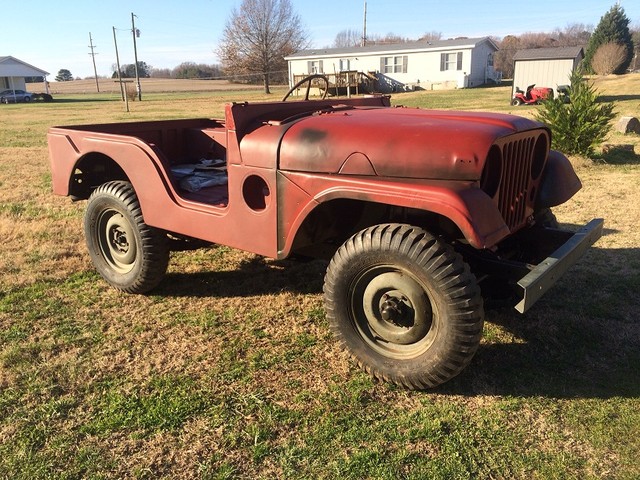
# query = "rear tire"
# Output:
<box><xmin>84</xmin><ymin>181</ymin><xmax>169</xmax><ymax>293</ymax></box>
<box><xmin>324</xmin><ymin>224</ymin><xmax>484</xmax><ymax>389</ymax></box>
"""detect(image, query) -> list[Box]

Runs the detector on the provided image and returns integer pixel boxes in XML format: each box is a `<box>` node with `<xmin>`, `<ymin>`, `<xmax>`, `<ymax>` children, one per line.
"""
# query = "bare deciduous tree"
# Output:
<box><xmin>493</xmin><ymin>24</ymin><xmax>593</xmax><ymax>78</ymax></box>
<box><xmin>551</xmin><ymin>23</ymin><xmax>593</xmax><ymax>46</ymax></box>
<box><xmin>333</xmin><ymin>30</ymin><xmax>416</xmax><ymax>48</ymax></box>
<box><xmin>591</xmin><ymin>42</ymin><xmax>628</xmax><ymax>75</ymax></box>
<box><xmin>419</xmin><ymin>31</ymin><xmax>442</xmax><ymax>42</ymax></box>
<box><xmin>370</xmin><ymin>33</ymin><xmax>410</xmax><ymax>45</ymax></box>
<box><xmin>493</xmin><ymin>35</ymin><xmax>520</xmax><ymax>78</ymax></box>
<box><xmin>631</xmin><ymin>23</ymin><xmax>640</xmax><ymax>71</ymax></box>
<box><xmin>218</xmin><ymin>0</ymin><xmax>309</xmax><ymax>93</ymax></box>
<box><xmin>333</xmin><ymin>29</ymin><xmax>362</xmax><ymax>48</ymax></box>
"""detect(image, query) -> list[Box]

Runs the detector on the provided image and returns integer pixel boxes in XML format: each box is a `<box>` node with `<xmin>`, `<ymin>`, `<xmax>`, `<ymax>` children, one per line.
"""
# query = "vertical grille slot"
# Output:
<box><xmin>497</xmin><ymin>136</ymin><xmax>535</xmax><ymax>231</ymax></box>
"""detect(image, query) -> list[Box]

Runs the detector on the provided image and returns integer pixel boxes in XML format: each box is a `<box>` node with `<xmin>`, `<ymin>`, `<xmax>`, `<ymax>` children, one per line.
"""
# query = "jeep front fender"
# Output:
<box><xmin>535</xmin><ymin>150</ymin><xmax>582</xmax><ymax>209</ymax></box>
<box><xmin>277</xmin><ymin>172</ymin><xmax>510</xmax><ymax>255</ymax></box>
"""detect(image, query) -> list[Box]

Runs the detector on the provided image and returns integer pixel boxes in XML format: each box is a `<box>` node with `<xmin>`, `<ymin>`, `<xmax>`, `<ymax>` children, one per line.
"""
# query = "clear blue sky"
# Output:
<box><xmin>4</xmin><ymin>0</ymin><xmax>638</xmax><ymax>80</ymax></box>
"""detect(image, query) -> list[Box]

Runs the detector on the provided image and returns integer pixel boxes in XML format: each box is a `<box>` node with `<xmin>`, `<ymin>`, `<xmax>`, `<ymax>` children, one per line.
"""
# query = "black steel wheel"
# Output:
<box><xmin>324</xmin><ymin>224</ymin><xmax>484</xmax><ymax>389</ymax></box>
<box><xmin>84</xmin><ymin>181</ymin><xmax>169</xmax><ymax>293</ymax></box>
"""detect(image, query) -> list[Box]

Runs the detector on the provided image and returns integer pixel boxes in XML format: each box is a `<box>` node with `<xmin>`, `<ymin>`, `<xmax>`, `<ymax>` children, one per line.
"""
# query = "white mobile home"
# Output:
<box><xmin>285</xmin><ymin>37</ymin><xmax>500</xmax><ymax>93</ymax></box>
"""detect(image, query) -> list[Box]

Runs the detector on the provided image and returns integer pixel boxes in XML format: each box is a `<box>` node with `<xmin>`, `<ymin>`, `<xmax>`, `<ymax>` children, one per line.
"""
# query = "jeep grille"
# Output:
<box><xmin>481</xmin><ymin>131</ymin><xmax>549</xmax><ymax>232</ymax></box>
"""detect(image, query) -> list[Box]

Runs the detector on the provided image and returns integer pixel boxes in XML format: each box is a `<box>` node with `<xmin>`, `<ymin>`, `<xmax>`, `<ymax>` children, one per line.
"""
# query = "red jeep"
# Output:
<box><xmin>48</xmin><ymin>77</ymin><xmax>602</xmax><ymax>389</ymax></box>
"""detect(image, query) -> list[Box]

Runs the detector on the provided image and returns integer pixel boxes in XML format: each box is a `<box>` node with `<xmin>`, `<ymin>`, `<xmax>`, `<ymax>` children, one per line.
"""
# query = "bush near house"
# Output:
<box><xmin>536</xmin><ymin>69</ymin><xmax>616</xmax><ymax>156</ymax></box>
<box><xmin>591</xmin><ymin>42</ymin><xmax>628</xmax><ymax>76</ymax></box>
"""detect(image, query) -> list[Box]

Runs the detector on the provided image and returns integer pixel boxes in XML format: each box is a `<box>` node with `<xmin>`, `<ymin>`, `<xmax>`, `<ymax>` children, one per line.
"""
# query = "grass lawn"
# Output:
<box><xmin>1</xmin><ymin>76</ymin><xmax>639</xmax><ymax>479</ymax></box>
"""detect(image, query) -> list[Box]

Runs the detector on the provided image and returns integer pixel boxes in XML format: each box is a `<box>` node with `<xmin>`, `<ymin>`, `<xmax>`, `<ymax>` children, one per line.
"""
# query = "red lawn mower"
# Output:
<box><xmin>511</xmin><ymin>84</ymin><xmax>554</xmax><ymax>105</ymax></box>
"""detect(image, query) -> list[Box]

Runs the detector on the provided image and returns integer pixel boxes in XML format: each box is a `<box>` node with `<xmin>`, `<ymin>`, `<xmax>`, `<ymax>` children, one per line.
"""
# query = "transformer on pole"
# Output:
<box><xmin>132</xmin><ymin>12</ymin><xmax>142</xmax><ymax>101</ymax></box>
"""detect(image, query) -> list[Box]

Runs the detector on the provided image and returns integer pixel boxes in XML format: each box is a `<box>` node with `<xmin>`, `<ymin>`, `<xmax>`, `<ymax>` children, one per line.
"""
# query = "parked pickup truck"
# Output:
<box><xmin>48</xmin><ymin>76</ymin><xmax>603</xmax><ymax>389</ymax></box>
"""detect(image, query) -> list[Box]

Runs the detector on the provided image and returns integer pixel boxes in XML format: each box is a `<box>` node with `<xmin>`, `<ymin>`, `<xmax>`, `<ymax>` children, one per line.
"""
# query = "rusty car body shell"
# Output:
<box><xmin>48</xmin><ymin>95</ymin><xmax>601</xmax><ymax>312</ymax></box>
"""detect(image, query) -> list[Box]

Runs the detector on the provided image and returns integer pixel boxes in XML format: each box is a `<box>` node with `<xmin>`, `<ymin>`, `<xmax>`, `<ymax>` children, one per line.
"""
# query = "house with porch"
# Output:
<box><xmin>0</xmin><ymin>56</ymin><xmax>49</xmax><ymax>92</ymax></box>
<box><xmin>285</xmin><ymin>37</ymin><xmax>500</xmax><ymax>94</ymax></box>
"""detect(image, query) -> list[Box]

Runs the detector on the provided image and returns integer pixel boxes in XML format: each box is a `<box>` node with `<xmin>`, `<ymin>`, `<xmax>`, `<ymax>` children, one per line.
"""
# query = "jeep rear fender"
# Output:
<box><xmin>48</xmin><ymin>129</ymin><xmax>175</xmax><ymax>205</ymax></box>
<box><xmin>277</xmin><ymin>171</ymin><xmax>510</xmax><ymax>255</ymax></box>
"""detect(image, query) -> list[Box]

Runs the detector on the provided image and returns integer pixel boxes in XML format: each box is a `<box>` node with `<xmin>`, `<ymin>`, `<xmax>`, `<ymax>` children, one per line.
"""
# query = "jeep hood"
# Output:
<box><xmin>278</xmin><ymin>107</ymin><xmax>544</xmax><ymax>180</ymax></box>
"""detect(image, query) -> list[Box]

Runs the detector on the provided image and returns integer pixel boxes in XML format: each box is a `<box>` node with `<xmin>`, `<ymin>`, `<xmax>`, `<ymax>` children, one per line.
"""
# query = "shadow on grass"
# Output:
<box><xmin>158</xmin><ymin>246</ymin><xmax>639</xmax><ymax>399</ymax></box>
<box><xmin>50</xmin><ymin>98</ymin><xmax>117</xmax><ymax>103</ymax></box>
<box><xmin>596</xmin><ymin>148</ymin><xmax>640</xmax><ymax>165</ymax></box>
<box><xmin>157</xmin><ymin>256</ymin><xmax>327</xmax><ymax>298</ymax></box>
<box><xmin>443</xmin><ymin>246</ymin><xmax>640</xmax><ymax>399</ymax></box>
<box><xmin>599</xmin><ymin>94</ymin><xmax>640</xmax><ymax>102</ymax></box>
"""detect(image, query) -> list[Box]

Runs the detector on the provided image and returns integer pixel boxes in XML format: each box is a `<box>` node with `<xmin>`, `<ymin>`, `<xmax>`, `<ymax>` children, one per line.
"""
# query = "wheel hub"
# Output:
<box><xmin>360</xmin><ymin>270</ymin><xmax>433</xmax><ymax>346</ymax></box>
<box><xmin>110</xmin><ymin>226</ymin><xmax>130</xmax><ymax>254</ymax></box>
<box><xmin>97</xmin><ymin>211</ymin><xmax>137</xmax><ymax>272</ymax></box>
<box><xmin>379</xmin><ymin>292</ymin><xmax>410</xmax><ymax>326</ymax></box>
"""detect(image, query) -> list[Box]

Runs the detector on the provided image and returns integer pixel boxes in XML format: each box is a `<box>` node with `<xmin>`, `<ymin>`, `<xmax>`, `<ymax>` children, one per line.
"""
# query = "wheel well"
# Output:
<box><xmin>288</xmin><ymin>198</ymin><xmax>463</xmax><ymax>259</ymax></box>
<box><xmin>69</xmin><ymin>153</ymin><xmax>128</xmax><ymax>200</ymax></box>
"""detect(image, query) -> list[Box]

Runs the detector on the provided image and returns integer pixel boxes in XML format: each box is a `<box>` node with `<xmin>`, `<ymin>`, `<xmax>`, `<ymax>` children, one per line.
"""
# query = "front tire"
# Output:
<box><xmin>84</xmin><ymin>181</ymin><xmax>169</xmax><ymax>293</ymax></box>
<box><xmin>534</xmin><ymin>208</ymin><xmax>559</xmax><ymax>228</ymax></box>
<box><xmin>324</xmin><ymin>224</ymin><xmax>484</xmax><ymax>389</ymax></box>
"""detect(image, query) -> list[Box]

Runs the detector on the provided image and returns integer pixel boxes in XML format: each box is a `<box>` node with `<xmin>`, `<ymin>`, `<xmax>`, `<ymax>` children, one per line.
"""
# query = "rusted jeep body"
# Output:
<box><xmin>48</xmin><ymin>91</ymin><xmax>602</xmax><ymax>389</ymax></box>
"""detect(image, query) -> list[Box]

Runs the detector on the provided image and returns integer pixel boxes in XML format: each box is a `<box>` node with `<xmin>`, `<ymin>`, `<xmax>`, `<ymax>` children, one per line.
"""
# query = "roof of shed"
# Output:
<box><xmin>286</xmin><ymin>37</ymin><xmax>497</xmax><ymax>60</ymax></box>
<box><xmin>512</xmin><ymin>46</ymin><xmax>584</xmax><ymax>61</ymax></box>
<box><xmin>0</xmin><ymin>56</ymin><xmax>50</xmax><ymax>76</ymax></box>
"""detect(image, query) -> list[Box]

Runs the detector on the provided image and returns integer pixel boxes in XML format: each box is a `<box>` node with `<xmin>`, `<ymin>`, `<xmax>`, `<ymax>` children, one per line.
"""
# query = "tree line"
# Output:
<box><xmin>111</xmin><ymin>61</ymin><xmax>224</xmax><ymax>80</ymax></box>
<box><xmin>55</xmin><ymin>62</ymin><xmax>225</xmax><ymax>83</ymax></box>
<box><xmin>56</xmin><ymin>1</ymin><xmax>639</xmax><ymax>91</ymax></box>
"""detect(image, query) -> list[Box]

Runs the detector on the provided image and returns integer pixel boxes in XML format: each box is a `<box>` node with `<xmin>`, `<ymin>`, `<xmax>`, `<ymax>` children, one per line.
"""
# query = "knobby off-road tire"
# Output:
<box><xmin>324</xmin><ymin>224</ymin><xmax>484</xmax><ymax>389</ymax></box>
<box><xmin>534</xmin><ymin>207</ymin><xmax>559</xmax><ymax>228</ymax></box>
<box><xmin>84</xmin><ymin>181</ymin><xmax>169</xmax><ymax>293</ymax></box>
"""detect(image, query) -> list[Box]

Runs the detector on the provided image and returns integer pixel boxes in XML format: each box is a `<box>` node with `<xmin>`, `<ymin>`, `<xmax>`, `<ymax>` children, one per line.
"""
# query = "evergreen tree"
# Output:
<box><xmin>535</xmin><ymin>69</ymin><xmax>616</xmax><ymax>157</ymax></box>
<box><xmin>584</xmin><ymin>4</ymin><xmax>634</xmax><ymax>74</ymax></box>
<box><xmin>111</xmin><ymin>62</ymin><xmax>151</xmax><ymax>79</ymax></box>
<box><xmin>55</xmin><ymin>69</ymin><xmax>73</xmax><ymax>82</ymax></box>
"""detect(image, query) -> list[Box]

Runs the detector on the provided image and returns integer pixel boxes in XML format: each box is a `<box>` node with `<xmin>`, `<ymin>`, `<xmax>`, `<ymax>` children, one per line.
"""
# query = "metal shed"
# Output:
<box><xmin>512</xmin><ymin>46</ymin><xmax>583</xmax><ymax>99</ymax></box>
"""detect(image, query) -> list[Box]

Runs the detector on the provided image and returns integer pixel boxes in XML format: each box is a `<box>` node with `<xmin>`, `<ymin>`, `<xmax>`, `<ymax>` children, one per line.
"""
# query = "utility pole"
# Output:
<box><xmin>113</xmin><ymin>26</ymin><xmax>129</xmax><ymax>111</ymax></box>
<box><xmin>88</xmin><ymin>32</ymin><xmax>100</xmax><ymax>92</ymax></box>
<box><xmin>362</xmin><ymin>0</ymin><xmax>367</xmax><ymax>47</ymax></box>
<box><xmin>131</xmin><ymin>12</ymin><xmax>142</xmax><ymax>101</ymax></box>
